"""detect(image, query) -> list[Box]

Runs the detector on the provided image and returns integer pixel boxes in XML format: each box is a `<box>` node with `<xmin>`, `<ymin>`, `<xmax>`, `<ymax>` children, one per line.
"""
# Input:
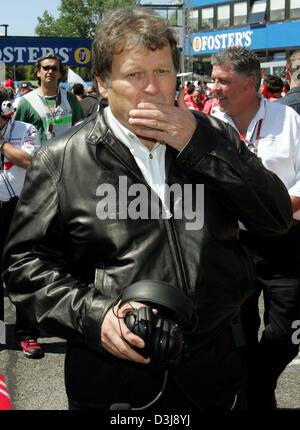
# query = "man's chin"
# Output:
<box><xmin>218</xmin><ymin>99</ymin><xmax>228</xmax><ymax>112</ymax></box>
<box><xmin>136</xmin><ymin>133</ymin><xmax>156</xmax><ymax>143</ymax></box>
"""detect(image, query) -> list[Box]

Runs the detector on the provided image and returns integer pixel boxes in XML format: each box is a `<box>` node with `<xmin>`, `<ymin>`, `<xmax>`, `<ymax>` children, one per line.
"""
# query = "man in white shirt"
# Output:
<box><xmin>211</xmin><ymin>46</ymin><xmax>300</xmax><ymax>409</ymax></box>
<box><xmin>0</xmin><ymin>87</ymin><xmax>43</xmax><ymax>358</ymax></box>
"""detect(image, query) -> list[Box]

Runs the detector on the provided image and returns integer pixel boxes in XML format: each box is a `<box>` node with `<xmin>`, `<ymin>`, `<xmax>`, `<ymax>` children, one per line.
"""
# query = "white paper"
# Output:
<box><xmin>67</xmin><ymin>68</ymin><xmax>86</xmax><ymax>86</ymax></box>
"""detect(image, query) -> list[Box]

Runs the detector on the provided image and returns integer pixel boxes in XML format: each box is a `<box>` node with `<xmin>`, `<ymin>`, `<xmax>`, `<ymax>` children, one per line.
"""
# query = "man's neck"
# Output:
<box><xmin>230</xmin><ymin>96</ymin><xmax>261</xmax><ymax>136</ymax></box>
<box><xmin>137</xmin><ymin>136</ymin><xmax>157</xmax><ymax>151</ymax></box>
<box><xmin>39</xmin><ymin>84</ymin><xmax>59</xmax><ymax>97</ymax></box>
<box><xmin>107</xmin><ymin>107</ymin><xmax>158</xmax><ymax>151</ymax></box>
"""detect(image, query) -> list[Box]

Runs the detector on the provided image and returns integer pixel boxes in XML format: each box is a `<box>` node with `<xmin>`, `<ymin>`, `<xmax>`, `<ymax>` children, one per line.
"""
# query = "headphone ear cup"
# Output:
<box><xmin>159</xmin><ymin>318</ymin><xmax>171</xmax><ymax>369</ymax></box>
<box><xmin>124</xmin><ymin>306</ymin><xmax>153</xmax><ymax>358</ymax></box>
<box><xmin>167</xmin><ymin>322</ymin><xmax>184</xmax><ymax>368</ymax></box>
<box><xmin>125</xmin><ymin>307</ymin><xmax>185</xmax><ymax>369</ymax></box>
<box><xmin>151</xmin><ymin>316</ymin><xmax>163</xmax><ymax>368</ymax></box>
<box><xmin>151</xmin><ymin>318</ymin><xmax>184</xmax><ymax>369</ymax></box>
<box><xmin>138</xmin><ymin>307</ymin><xmax>153</xmax><ymax>354</ymax></box>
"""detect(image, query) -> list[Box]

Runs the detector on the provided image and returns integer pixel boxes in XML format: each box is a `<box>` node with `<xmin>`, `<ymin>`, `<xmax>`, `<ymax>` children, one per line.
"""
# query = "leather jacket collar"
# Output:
<box><xmin>86</xmin><ymin>105</ymin><xmax>178</xmax><ymax>183</ymax></box>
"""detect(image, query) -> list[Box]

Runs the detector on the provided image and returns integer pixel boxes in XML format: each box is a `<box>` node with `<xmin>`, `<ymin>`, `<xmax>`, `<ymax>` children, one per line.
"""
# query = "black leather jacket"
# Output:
<box><xmin>2</xmin><ymin>109</ymin><xmax>292</xmax><ymax>352</ymax></box>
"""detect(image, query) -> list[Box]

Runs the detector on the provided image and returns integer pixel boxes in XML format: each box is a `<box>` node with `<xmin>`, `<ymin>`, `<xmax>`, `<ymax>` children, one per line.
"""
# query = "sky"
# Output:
<box><xmin>0</xmin><ymin>0</ymin><xmax>61</xmax><ymax>37</ymax></box>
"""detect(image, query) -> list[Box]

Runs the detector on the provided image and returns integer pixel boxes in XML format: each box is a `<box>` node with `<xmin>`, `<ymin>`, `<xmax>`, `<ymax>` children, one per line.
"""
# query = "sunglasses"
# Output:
<box><xmin>41</xmin><ymin>65</ymin><xmax>59</xmax><ymax>72</ymax></box>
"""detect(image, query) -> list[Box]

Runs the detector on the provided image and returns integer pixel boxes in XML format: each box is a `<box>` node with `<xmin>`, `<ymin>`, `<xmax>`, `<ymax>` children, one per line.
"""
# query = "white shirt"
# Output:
<box><xmin>105</xmin><ymin>107</ymin><xmax>171</xmax><ymax>215</ymax></box>
<box><xmin>212</xmin><ymin>97</ymin><xmax>300</xmax><ymax>219</ymax></box>
<box><xmin>0</xmin><ymin>119</ymin><xmax>40</xmax><ymax>201</ymax></box>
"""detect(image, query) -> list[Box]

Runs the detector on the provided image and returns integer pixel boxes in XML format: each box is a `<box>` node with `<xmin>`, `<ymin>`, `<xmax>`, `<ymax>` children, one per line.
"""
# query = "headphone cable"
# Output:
<box><xmin>110</xmin><ymin>369</ymin><xmax>169</xmax><ymax>411</ymax></box>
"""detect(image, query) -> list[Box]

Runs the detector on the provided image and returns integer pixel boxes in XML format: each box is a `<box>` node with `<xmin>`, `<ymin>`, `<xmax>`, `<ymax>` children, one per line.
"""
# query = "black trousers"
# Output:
<box><xmin>0</xmin><ymin>197</ymin><xmax>18</xmax><ymax>321</ymax></box>
<box><xmin>0</xmin><ymin>197</ymin><xmax>38</xmax><ymax>339</ymax></box>
<box><xmin>240</xmin><ymin>225</ymin><xmax>300</xmax><ymax>409</ymax></box>
<box><xmin>66</xmin><ymin>324</ymin><xmax>247</xmax><ymax>411</ymax></box>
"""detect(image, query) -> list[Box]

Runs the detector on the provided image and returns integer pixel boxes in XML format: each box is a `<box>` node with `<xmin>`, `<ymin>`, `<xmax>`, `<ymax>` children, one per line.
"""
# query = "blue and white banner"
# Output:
<box><xmin>188</xmin><ymin>21</ymin><xmax>300</xmax><ymax>56</ymax></box>
<box><xmin>0</xmin><ymin>36</ymin><xmax>92</xmax><ymax>66</ymax></box>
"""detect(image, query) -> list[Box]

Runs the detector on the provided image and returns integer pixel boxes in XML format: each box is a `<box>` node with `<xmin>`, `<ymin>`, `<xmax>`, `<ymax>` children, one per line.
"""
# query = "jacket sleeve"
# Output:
<box><xmin>177</xmin><ymin>114</ymin><xmax>293</xmax><ymax>236</ymax></box>
<box><xmin>1</xmin><ymin>148</ymin><xmax>114</xmax><ymax>353</ymax></box>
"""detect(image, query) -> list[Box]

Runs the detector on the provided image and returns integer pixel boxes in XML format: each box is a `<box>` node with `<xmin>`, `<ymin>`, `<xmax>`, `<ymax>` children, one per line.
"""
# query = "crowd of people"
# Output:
<box><xmin>0</xmin><ymin>6</ymin><xmax>299</xmax><ymax>411</ymax></box>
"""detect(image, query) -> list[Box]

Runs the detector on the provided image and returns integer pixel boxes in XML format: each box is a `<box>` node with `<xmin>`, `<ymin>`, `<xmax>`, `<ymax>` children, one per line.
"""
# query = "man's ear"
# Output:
<box><xmin>248</xmin><ymin>74</ymin><xmax>258</xmax><ymax>90</ymax></box>
<box><xmin>95</xmin><ymin>77</ymin><xmax>109</xmax><ymax>99</ymax></box>
<box><xmin>285</xmin><ymin>69</ymin><xmax>291</xmax><ymax>83</ymax></box>
<box><xmin>95</xmin><ymin>76</ymin><xmax>108</xmax><ymax>89</ymax></box>
<box><xmin>95</xmin><ymin>76</ymin><xmax>109</xmax><ymax>98</ymax></box>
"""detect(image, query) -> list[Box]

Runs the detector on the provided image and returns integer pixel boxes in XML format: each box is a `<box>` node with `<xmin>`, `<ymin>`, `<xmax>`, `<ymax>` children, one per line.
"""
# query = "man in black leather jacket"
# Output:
<box><xmin>2</xmin><ymin>7</ymin><xmax>292</xmax><ymax>411</ymax></box>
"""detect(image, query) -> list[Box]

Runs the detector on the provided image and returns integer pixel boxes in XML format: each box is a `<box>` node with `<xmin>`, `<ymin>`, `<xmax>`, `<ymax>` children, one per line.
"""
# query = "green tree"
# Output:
<box><xmin>35</xmin><ymin>0</ymin><xmax>135</xmax><ymax>39</ymax></box>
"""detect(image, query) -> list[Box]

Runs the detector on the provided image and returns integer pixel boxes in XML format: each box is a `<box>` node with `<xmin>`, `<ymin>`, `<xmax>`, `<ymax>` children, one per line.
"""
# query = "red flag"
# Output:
<box><xmin>0</xmin><ymin>374</ymin><xmax>13</xmax><ymax>410</ymax></box>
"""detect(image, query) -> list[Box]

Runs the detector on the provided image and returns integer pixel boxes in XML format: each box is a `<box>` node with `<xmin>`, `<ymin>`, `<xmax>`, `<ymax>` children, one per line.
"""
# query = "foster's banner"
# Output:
<box><xmin>0</xmin><ymin>36</ymin><xmax>92</xmax><ymax>66</ymax></box>
<box><xmin>189</xmin><ymin>21</ymin><xmax>300</xmax><ymax>55</ymax></box>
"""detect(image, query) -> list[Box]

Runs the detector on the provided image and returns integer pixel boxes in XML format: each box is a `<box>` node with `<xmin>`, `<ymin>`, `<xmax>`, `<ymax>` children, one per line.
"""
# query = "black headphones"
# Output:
<box><xmin>119</xmin><ymin>280</ymin><xmax>195</xmax><ymax>370</ymax></box>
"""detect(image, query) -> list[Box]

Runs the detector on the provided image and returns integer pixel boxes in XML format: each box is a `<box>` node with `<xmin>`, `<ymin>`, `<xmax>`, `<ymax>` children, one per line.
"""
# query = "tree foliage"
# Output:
<box><xmin>35</xmin><ymin>0</ymin><xmax>135</xmax><ymax>39</ymax></box>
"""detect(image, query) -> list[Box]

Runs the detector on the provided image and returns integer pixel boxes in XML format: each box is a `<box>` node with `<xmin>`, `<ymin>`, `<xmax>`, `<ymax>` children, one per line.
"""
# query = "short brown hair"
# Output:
<box><xmin>211</xmin><ymin>47</ymin><xmax>262</xmax><ymax>92</ymax></box>
<box><xmin>92</xmin><ymin>6</ymin><xmax>180</xmax><ymax>82</ymax></box>
<box><xmin>262</xmin><ymin>74</ymin><xmax>283</xmax><ymax>94</ymax></box>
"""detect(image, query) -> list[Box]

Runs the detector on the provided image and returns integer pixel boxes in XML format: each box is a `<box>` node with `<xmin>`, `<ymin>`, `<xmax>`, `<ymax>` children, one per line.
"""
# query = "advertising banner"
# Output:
<box><xmin>0</xmin><ymin>36</ymin><xmax>92</xmax><ymax>66</ymax></box>
<box><xmin>188</xmin><ymin>21</ymin><xmax>300</xmax><ymax>56</ymax></box>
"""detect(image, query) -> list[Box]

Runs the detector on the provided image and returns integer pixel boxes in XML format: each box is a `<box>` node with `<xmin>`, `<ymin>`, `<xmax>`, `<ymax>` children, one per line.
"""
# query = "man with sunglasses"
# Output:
<box><xmin>15</xmin><ymin>54</ymin><xmax>85</xmax><ymax>144</ymax></box>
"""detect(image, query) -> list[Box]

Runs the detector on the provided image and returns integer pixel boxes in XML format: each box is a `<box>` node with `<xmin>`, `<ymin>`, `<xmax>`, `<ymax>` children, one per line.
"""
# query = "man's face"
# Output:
<box><xmin>98</xmin><ymin>44</ymin><xmax>177</xmax><ymax>131</ymax></box>
<box><xmin>19</xmin><ymin>87</ymin><xmax>31</xmax><ymax>96</ymax></box>
<box><xmin>211</xmin><ymin>64</ymin><xmax>254</xmax><ymax>116</ymax></box>
<box><xmin>37</xmin><ymin>59</ymin><xmax>62</xmax><ymax>88</ymax></box>
<box><xmin>192</xmin><ymin>91</ymin><xmax>201</xmax><ymax>104</ymax></box>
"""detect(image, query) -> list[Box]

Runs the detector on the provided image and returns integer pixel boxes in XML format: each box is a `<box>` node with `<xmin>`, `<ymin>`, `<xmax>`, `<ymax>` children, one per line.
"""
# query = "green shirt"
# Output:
<box><xmin>15</xmin><ymin>90</ymin><xmax>85</xmax><ymax>144</ymax></box>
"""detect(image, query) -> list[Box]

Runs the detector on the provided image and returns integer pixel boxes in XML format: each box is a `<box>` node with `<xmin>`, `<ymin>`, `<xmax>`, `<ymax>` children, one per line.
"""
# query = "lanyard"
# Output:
<box><xmin>239</xmin><ymin>118</ymin><xmax>263</xmax><ymax>155</ymax></box>
<box><xmin>38</xmin><ymin>90</ymin><xmax>59</xmax><ymax>137</ymax></box>
<box><xmin>1</xmin><ymin>120</ymin><xmax>16</xmax><ymax>198</ymax></box>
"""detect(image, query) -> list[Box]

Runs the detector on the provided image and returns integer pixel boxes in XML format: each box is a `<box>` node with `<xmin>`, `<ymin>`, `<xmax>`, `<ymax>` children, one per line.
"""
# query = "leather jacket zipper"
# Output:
<box><xmin>102</xmin><ymin>141</ymin><xmax>190</xmax><ymax>295</ymax></box>
<box><xmin>164</xmin><ymin>216</ymin><xmax>189</xmax><ymax>295</ymax></box>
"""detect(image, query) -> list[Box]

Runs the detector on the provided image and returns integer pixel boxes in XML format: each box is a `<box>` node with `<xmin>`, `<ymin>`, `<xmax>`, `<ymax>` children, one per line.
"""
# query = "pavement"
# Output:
<box><xmin>0</xmin><ymin>293</ymin><xmax>299</xmax><ymax>410</ymax></box>
<box><xmin>1</xmin><ymin>294</ymin><xmax>68</xmax><ymax>410</ymax></box>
